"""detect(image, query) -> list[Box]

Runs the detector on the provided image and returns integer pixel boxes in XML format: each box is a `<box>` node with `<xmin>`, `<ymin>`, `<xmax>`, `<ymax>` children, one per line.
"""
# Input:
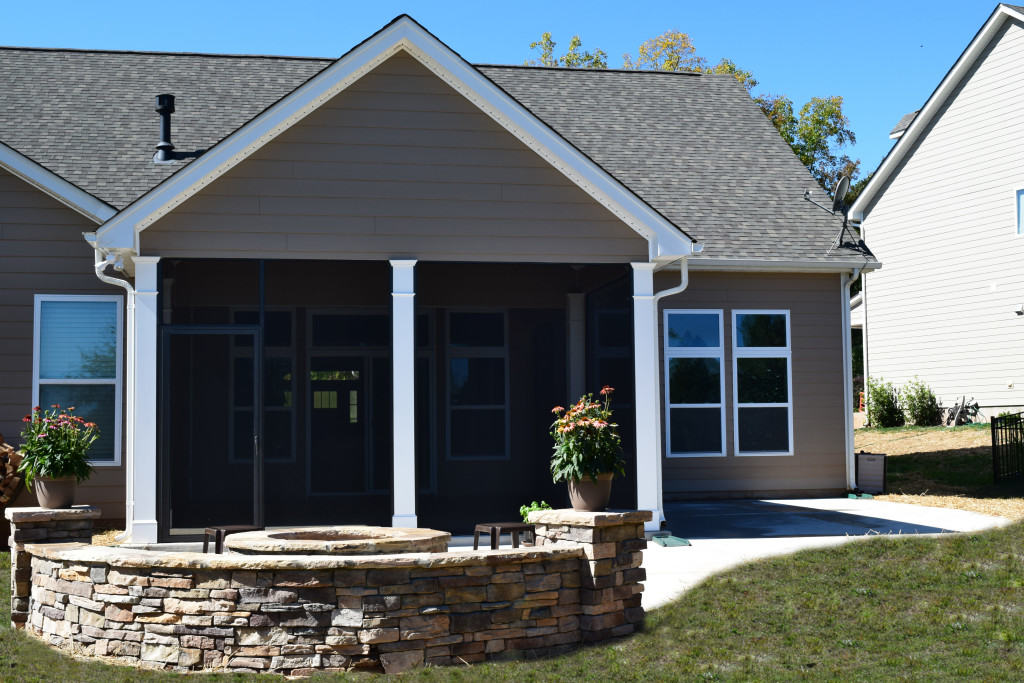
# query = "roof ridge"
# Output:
<box><xmin>0</xmin><ymin>45</ymin><xmax>332</xmax><ymax>61</ymax></box>
<box><xmin>477</xmin><ymin>63</ymin><xmax>705</xmax><ymax>76</ymax></box>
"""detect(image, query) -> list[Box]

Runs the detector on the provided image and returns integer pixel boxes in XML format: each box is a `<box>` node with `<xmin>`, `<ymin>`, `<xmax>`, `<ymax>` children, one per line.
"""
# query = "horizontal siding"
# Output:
<box><xmin>0</xmin><ymin>168</ymin><xmax>125</xmax><ymax>519</ymax></box>
<box><xmin>655</xmin><ymin>271</ymin><xmax>846</xmax><ymax>496</ymax></box>
<box><xmin>864</xmin><ymin>19</ymin><xmax>1024</xmax><ymax>411</ymax></box>
<box><xmin>144</xmin><ymin>52</ymin><xmax>646</xmax><ymax>263</ymax></box>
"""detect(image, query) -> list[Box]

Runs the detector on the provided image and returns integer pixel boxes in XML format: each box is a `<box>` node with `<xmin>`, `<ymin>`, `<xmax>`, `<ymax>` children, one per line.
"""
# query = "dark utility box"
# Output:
<box><xmin>856</xmin><ymin>451</ymin><xmax>886</xmax><ymax>494</ymax></box>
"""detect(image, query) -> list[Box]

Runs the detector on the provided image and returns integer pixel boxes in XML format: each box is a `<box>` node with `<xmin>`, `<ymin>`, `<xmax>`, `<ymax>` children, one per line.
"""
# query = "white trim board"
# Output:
<box><xmin>851</xmin><ymin>3</ymin><xmax>1024</xmax><ymax>221</ymax></box>
<box><xmin>92</xmin><ymin>15</ymin><xmax>694</xmax><ymax>261</ymax></box>
<box><xmin>0</xmin><ymin>141</ymin><xmax>116</xmax><ymax>224</ymax></box>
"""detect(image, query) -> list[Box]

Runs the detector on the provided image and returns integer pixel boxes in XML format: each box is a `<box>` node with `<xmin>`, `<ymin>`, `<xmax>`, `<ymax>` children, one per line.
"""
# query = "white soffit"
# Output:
<box><xmin>93</xmin><ymin>16</ymin><xmax>693</xmax><ymax>259</ymax></box>
<box><xmin>851</xmin><ymin>4</ymin><xmax>1024</xmax><ymax>220</ymax></box>
<box><xmin>0</xmin><ymin>141</ymin><xmax>116</xmax><ymax>224</ymax></box>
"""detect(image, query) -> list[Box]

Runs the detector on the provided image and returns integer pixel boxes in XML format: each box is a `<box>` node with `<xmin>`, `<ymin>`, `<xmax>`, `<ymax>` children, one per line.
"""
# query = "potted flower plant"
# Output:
<box><xmin>550</xmin><ymin>386</ymin><xmax>626</xmax><ymax>511</ymax></box>
<box><xmin>17</xmin><ymin>404</ymin><xmax>98</xmax><ymax>509</ymax></box>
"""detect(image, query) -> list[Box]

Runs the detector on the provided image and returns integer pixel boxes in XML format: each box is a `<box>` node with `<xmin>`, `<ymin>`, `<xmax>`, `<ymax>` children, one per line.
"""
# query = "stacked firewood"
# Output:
<box><xmin>0</xmin><ymin>434</ymin><xmax>24</xmax><ymax>506</ymax></box>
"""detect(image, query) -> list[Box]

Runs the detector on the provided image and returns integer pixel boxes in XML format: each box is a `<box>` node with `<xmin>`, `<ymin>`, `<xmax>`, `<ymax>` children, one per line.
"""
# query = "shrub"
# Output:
<box><xmin>901</xmin><ymin>377</ymin><xmax>943</xmax><ymax>426</ymax></box>
<box><xmin>550</xmin><ymin>386</ymin><xmax>626</xmax><ymax>483</ymax></box>
<box><xmin>17</xmin><ymin>404</ymin><xmax>98</xmax><ymax>490</ymax></box>
<box><xmin>519</xmin><ymin>500</ymin><xmax>552</xmax><ymax>523</ymax></box>
<box><xmin>867</xmin><ymin>377</ymin><xmax>904</xmax><ymax>428</ymax></box>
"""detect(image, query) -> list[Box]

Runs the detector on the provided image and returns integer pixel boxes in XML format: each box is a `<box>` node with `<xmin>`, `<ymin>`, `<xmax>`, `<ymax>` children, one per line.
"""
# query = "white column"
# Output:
<box><xmin>130</xmin><ymin>256</ymin><xmax>160</xmax><ymax>543</ymax></box>
<box><xmin>390</xmin><ymin>260</ymin><xmax>418</xmax><ymax>528</ymax></box>
<box><xmin>631</xmin><ymin>262</ymin><xmax>664</xmax><ymax>532</ymax></box>
<box><xmin>566</xmin><ymin>293</ymin><xmax>586</xmax><ymax>400</ymax></box>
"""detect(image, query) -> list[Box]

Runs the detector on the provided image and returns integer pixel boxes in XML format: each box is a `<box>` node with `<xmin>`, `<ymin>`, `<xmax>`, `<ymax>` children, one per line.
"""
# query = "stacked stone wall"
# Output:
<box><xmin>5</xmin><ymin>505</ymin><xmax>100</xmax><ymax>627</ymax></box>
<box><xmin>10</xmin><ymin>508</ymin><xmax>650</xmax><ymax>675</ymax></box>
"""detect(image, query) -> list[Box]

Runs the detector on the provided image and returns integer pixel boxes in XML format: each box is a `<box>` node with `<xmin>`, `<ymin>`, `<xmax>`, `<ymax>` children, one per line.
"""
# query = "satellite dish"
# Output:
<box><xmin>831</xmin><ymin>175</ymin><xmax>851</xmax><ymax>213</ymax></box>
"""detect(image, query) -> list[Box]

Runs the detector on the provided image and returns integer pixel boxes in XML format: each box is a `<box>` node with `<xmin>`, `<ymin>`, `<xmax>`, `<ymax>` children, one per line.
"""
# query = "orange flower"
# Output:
<box><xmin>600</xmin><ymin>385</ymin><xmax>614</xmax><ymax>396</ymax></box>
<box><xmin>551</xmin><ymin>406</ymin><xmax>564</xmax><ymax>414</ymax></box>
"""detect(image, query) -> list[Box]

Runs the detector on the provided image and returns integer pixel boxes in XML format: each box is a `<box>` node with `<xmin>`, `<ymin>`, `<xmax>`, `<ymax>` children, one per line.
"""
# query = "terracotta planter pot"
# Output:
<box><xmin>567</xmin><ymin>473</ymin><xmax>614</xmax><ymax>512</ymax></box>
<box><xmin>35</xmin><ymin>476</ymin><xmax>76</xmax><ymax>509</ymax></box>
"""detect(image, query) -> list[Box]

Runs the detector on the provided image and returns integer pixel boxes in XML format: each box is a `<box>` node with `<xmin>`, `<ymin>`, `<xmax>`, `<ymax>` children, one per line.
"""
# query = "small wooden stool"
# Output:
<box><xmin>473</xmin><ymin>522</ymin><xmax>535</xmax><ymax>550</ymax></box>
<box><xmin>203</xmin><ymin>525</ymin><xmax>263</xmax><ymax>554</ymax></box>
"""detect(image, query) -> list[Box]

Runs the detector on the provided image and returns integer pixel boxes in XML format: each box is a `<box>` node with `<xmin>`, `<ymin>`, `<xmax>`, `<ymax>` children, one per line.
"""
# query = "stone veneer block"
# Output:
<box><xmin>13</xmin><ymin>509</ymin><xmax>649</xmax><ymax>675</ymax></box>
<box><xmin>5</xmin><ymin>505</ymin><xmax>102</xmax><ymax>524</ymax></box>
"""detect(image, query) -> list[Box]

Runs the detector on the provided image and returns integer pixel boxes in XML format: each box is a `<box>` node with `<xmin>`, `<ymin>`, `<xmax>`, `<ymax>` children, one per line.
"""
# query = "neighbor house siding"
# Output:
<box><xmin>142</xmin><ymin>52</ymin><xmax>646</xmax><ymax>263</ymax></box>
<box><xmin>656</xmin><ymin>271</ymin><xmax>846</xmax><ymax>496</ymax></box>
<box><xmin>0</xmin><ymin>167</ymin><xmax>125</xmax><ymax>520</ymax></box>
<box><xmin>862</xmin><ymin>18</ymin><xmax>1024</xmax><ymax>412</ymax></box>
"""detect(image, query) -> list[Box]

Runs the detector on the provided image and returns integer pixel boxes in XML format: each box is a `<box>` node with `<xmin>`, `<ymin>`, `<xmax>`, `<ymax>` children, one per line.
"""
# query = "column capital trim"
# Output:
<box><xmin>389</xmin><ymin>259</ymin><xmax>418</xmax><ymax>268</ymax></box>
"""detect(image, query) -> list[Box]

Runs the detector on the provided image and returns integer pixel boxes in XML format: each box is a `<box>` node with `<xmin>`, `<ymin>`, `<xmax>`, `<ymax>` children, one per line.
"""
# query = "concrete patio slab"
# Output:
<box><xmin>641</xmin><ymin>498</ymin><xmax>1012</xmax><ymax>610</ymax></box>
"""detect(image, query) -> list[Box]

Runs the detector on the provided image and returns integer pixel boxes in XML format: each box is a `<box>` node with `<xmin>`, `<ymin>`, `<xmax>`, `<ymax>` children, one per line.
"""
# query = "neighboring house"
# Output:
<box><xmin>851</xmin><ymin>3</ymin><xmax>1024</xmax><ymax>418</ymax></box>
<box><xmin>0</xmin><ymin>16</ymin><xmax>875</xmax><ymax>542</ymax></box>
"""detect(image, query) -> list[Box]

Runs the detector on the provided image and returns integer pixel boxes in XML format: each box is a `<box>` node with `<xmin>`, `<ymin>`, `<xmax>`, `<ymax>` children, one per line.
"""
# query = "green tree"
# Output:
<box><xmin>527</xmin><ymin>32</ymin><xmax>608</xmax><ymax>69</ymax></box>
<box><xmin>525</xmin><ymin>30</ymin><xmax>858</xmax><ymax>191</ymax></box>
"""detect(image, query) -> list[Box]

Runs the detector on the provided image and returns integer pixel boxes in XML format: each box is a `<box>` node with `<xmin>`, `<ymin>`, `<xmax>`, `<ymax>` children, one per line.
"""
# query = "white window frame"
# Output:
<box><xmin>663</xmin><ymin>309</ymin><xmax>726</xmax><ymax>458</ymax></box>
<box><xmin>732</xmin><ymin>309</ymin><xmax>793</xmax><ymax>457</ymax></box>
<box><xmin>32</xmin><ymin>294</ymin><xmax>123</xmax><ymax>466</ymax></box>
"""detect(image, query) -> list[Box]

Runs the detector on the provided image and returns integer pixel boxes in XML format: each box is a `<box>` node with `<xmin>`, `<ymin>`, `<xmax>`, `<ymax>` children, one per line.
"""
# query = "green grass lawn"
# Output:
<box><xmin>3</xmin><ymin>520</ymin><xmax>1023</xmax><ymax>681</ymax></box>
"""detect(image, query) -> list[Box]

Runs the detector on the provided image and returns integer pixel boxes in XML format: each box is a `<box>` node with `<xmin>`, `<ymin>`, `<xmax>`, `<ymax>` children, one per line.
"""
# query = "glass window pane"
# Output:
<box><xmin>669</xmin><ymin>358</ymin><xmax>720</xmax><ymax>404</ymax></box>
<box><xmin>736</xmin><ymin>314</ymin><xmax>787</xmax><ymax>347</ymax></box>
<box><xmin>450</xmin><ymin>358</ymin><xmax>504</xmax><ymax>405</ymax></box>
<box><xmin>233</xmin><ymin>357</ymin><xmax>254</xmax><ymax>408</ymax></box>
<box><xmin>233</xmin><ymin>409</ymin><xmax>254</xmax><ymax>462</ymax></box>
<box><xmin>737</xmin><ymin>358</ymin><xmax>788</xmax><ymax>403</ymax></box>
<box><xmin>450</xmin><ymin>408</ymin><xmax>505</xmax><ymax>458</ymax></box>
<box><xmin>312</xmin><ymin>314</ymin><xmax>388</xmax><ymax>347</ymax></box>
<box><xmin>264</xmin><ymin>357</ymin><xmax>293</xmax><ymax>408</ymax></box>
<box><xmin>738</xmin><ymin>407</ymin><xmax>790</xmax><ymax>452</ymax></box>
<box><xmin>670</xmin><ymin>408</ymin><xmax>722</xmax><ymax>454</ymax></box>
<box><xmin>264</xmin><ymin>410</ymin><xmax>292</xmax><ymax>462</ymax></box>
<box><xmin>38</xmin><ymin>384</ymin><xmax>116</xmax><ymax>462</ymax></box>
<box><xmin>1019</xmin><ymin>190</ymin><xmax>1024</xmax><ymax>234</ymax></box>
<box><xmin>39</xmin><ymin>300</ymin><xmax>118</xmax><ymax>379</ymax></box>
<box><xmin>449</xmin><ymin>313</ymin><xmax>503</xmax><ymax>347</ymax></box>
<box><xmin>667</xmin><ymin>313</ymin><xmax>719</xmax><ymax>348</ymax></box>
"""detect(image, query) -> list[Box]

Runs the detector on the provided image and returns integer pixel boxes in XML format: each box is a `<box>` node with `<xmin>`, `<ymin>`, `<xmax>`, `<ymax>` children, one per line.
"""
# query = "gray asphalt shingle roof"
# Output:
<box><xmin>889</xmin><ymin>110</ymin><xmax>919</xmax><ymax>136</ymax></box>
<box><xmin>0</xmin><ymin>45</ymin><xmax>867</xmax><ymax>264</ymax></box>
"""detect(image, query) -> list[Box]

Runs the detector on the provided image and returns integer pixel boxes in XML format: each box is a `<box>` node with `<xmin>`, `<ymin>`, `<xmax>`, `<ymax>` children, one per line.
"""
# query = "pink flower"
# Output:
<box><xmin>551</xmin><ymin>406</ymin><xmax>564</xmax><ymax>415</ymax></box>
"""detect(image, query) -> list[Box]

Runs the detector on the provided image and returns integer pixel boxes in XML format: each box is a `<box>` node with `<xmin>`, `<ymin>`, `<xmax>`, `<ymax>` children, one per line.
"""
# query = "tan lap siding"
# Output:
<box><xmin>657</xmin><ymin>271</ymin><xmax>846</xmax><ymax>497</ymax></box>
<box><xmin>0</xmin><ymin>168</ymin><xmax>124</xmax><ymax>520</ymax></box>
<box><xmin>142</xmin><ymin>52</ymin><xmax>646</xmax><ymax>263</ymax></box>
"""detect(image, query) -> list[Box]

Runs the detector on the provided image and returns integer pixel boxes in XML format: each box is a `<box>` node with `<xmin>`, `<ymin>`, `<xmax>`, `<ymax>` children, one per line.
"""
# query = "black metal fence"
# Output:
<box><xmin>991</xmin><ymin>412</ymin><xmax>1024</xmax><ymax>483</ymax></box>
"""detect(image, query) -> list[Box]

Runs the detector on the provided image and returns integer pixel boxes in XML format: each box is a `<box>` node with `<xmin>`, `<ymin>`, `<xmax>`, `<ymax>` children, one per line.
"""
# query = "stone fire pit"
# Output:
<box><xmin>224</xmin><ymin>525</ymin><xmax>450</xmax><ymax>555</ymax></box>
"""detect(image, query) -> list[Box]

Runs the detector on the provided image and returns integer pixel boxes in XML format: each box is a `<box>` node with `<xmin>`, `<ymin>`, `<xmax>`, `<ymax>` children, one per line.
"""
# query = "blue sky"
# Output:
<box><xmin>2</xmin><ymin>0</ymin><xmax>1003</xmax><ymax>177</ymax></box>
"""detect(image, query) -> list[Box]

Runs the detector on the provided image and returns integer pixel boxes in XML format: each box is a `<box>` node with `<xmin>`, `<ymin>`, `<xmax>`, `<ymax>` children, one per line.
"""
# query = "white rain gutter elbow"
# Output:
<box><xmin>90</xmin><ymin>243</ymin><xmax>136</xmax><ymax>542</ymax></box>
<box><xmin>841</xmin><ymin>266</ymin><xmax>863</xmax><ymax>491</ymax></box>
<box><xmin>653</xmin><ymin>257</ymin><xmax>689</xmax><ymax>303</ymax></box>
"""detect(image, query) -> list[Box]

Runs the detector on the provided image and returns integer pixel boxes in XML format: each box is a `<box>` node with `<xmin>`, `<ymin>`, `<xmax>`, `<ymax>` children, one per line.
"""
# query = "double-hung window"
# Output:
<box><xmin>446</xmin><ymin>311</ymin><xmax>509</xmax><ymax>460</ymax></box>
<box><xmin>33</xmin><ymin>295</ymin><xmax>123</xmax><ymax>465</ymax></box>
<box><xmin>732</xmin><ymin>310</ymin><xmax>792</xmax><ymax>456</ymax></box>
<box><xmin>664</xmin><ymin>310</ymin><xmax>725</xmax><ymax>457</ymax></box>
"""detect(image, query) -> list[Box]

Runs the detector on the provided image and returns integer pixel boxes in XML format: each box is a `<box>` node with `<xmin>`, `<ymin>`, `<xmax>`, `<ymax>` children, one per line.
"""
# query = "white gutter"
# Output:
<box><xmin>87</xmin><ymin>239</ymin><xmax>136</xmax><ymax>542</ymax></box>
<box><xmin>841</xmin><ymin>266</ymin><xmax>863</xmax><ymax>490</ymax></box>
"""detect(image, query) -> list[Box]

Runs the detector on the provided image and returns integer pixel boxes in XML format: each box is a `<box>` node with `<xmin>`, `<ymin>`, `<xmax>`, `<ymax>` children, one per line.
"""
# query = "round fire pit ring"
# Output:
<box><xmin>224</xmin><ymin>525</ymin><xmax>450</xmax><ymax>555</ymax></box>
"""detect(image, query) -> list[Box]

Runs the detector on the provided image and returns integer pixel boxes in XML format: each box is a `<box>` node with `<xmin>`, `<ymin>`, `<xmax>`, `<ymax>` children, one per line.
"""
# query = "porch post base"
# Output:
<box><xmin>643</xmin><ymin>513</ymin><xmax>663</xmax><ymax>533</ymax></box>
<box><xmin>128</xmin><ymin>519</ymin><xmax>159</xmax><ymax>544</ymax></box>
<box><xmin>391</xmin><ymin>513</ymin><xmax>418</xmax><ymax>528</ymax></box>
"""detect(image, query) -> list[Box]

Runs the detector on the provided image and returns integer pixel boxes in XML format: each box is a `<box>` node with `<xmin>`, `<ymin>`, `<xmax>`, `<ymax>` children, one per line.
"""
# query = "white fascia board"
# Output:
<box><xmin>688</xmin><ymin>257</ymin><xmax>881</xmax><ymax>273</ymax></box>
<box><xmin>0</xmin><ymin>141</ymin><xmax>116</xmax><ymax>224</ymax></box>
<box><xmin>851</xmin><ymin>4</ymin><xmax>1024</xmax><ymax>220</ymax></box>
<box><xmin>93</xmin><ymin>17</ymin><xmax>693</xmax><ymax>259</ymax></box>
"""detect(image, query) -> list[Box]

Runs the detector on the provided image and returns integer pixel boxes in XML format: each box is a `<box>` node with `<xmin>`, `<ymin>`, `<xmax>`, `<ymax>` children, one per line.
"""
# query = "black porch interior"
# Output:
<box><xmin>158</xmin><ymin>259</ymin><xmax>635</xmax><ymax>538</ymax></box>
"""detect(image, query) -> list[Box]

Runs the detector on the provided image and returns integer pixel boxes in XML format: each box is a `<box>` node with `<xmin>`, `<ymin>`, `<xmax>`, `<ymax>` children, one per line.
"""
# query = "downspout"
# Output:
<box><xmin>648</xmin><ymin>255</ymin><xmax>692</xmax><ymax>522</ymax></box>
<box><xmin>88</xmin><ymin>243</ymin><xmax>135</xmax><ymax>542</ymax></box>
<box><xmin>841</xmin><ymin>266</ymin><xmax>863</xmax><ymax>490</ymax></box>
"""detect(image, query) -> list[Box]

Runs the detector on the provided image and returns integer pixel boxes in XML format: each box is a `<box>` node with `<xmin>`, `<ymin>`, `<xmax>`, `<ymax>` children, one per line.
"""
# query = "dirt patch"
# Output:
<box><xmin>855</xmin><ymin>425</ymin><xmax>1024</xmax><ymax>521</ymax></box>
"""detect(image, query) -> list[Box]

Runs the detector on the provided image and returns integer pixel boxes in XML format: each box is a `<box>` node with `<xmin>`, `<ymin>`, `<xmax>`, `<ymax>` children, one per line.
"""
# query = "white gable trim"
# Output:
<box><xmin>93</xmin><ymin>16</ymin><xmax>693</xmax><ymax>260</ymax></box>
<box><xmin>0</xmin><ymin>141</ymin><xmax>116</xmax><ymax>224</ymax></box>
<box><xmin>851</xmin><ymin>4</ymin><xmax>1024</xmax><ymax>221</ymax></box>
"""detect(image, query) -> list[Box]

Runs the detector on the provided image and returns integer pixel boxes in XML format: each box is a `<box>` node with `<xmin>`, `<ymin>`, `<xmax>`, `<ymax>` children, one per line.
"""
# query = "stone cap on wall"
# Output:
<box><xmin>4</xmin><ymin>505</ymin><xmax>101</xmax><ymax>523</ymax></box>
<box><xmin>527</xmin><ymin>509</ymin><xmax>652</xmax><ymax>527</ymax></box>
<box><xmin>26</xmin><ymin>541</ymin><xmax>584</xmax><ymax>571</ymax></box>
